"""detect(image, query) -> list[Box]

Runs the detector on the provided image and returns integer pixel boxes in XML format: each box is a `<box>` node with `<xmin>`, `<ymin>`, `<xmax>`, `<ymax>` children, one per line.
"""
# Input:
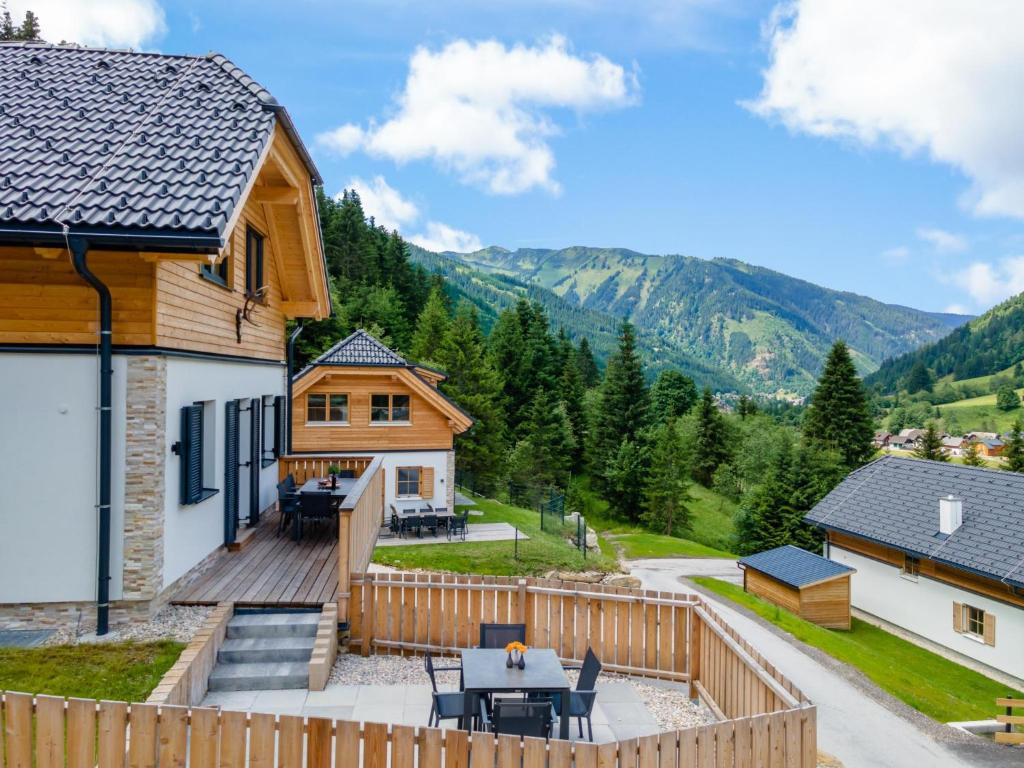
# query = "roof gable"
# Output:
<box><xmin>0</xmin><ymin>42</ymin><xmax>318</xmax><ymax>246</ymax></box>
<box><xmin>805</xmin><ymin>455</ymin><xmax>1024</xmax><ymax>588</ymax></box>
<box><xmin>313</xmin><ymin>329</ymin><xmax>408</xmax><ymax>367</ymax></box>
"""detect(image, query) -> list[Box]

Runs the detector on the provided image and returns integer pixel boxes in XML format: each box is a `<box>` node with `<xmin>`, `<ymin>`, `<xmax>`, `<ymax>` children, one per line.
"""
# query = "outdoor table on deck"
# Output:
<box><xmin>294</xmin><ymin>478</ymin><xmax>357</xmax><ymax>540</ymax></box>
<box><xmin>397</xmin><ymin>508</ymin><xmax>455</xmax><ymax>537</ymax></box>
<box><xmin>459</xmin><ymin>648</ymin><xmax>571</xmax><ymax>739</ymax></box>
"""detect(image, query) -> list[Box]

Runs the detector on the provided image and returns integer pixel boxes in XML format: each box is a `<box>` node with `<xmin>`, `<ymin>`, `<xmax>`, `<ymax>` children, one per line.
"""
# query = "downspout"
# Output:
<box><xmin>69</xmin><ymin>236</ymin><xmax>113</xmax><ymax>637</ymax></box>
<box><xmin>286</xmin><ymin>320</ymin><xmax>304</xmax><ymax>454</ymax></box>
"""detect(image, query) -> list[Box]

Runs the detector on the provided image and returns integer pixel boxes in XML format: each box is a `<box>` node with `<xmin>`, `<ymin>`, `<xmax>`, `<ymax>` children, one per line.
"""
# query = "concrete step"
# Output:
<box><xmin>207</xmin><ymin>661</ymin><xmax>309</xmax><ymax>692</ymax></box>
<box><xmin>218</xmin><ymin>636</ymin><xmax>316</xmax><ymax>664</ymax></box>
<box><xmin>226</xmin><ymin>612</ymin><xmax>320</xmax><ymax>640</ymax></box>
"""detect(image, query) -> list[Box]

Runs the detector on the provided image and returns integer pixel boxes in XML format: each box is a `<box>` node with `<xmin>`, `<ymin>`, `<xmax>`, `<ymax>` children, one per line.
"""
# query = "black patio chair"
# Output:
<box><xmin>388</xmin><ymin>512</ymin><xmax>402</xmax><ymax>538</ymax></box>
<box><xmin>479</xmin><ymin>623</ymin><xmax>527</xmax><ymax>649</ymax></box>
<box><xmin>337</xmin><ymin>468</ymin><xmax>356</xmax><ymax>478</ymax></box>
<box><xmin>402</xmin><ymin>512</ymin><xmax>422</xmax><ymax>538</ymax></box>
<box><xmin>277</xmin><ymin>481</ymin><xmax>300</xmax><ymax>536</ymax></box>
<box><xmin>283</xmin><ymin>473</ymin><xmax>297</xmax><ymax>492</ymax></box>
<box><xmin>424</xmin><ymin>652</ymin><xmax>467</xmax><ymax>728</ymax></box>
<box><xmin>419</xmin><ymin>511</ymin><xmax>439</xmax><ymax>537</ymax></box>
<box><xmin>448</xmin><ymin>512</ymin><xmax>469</xmax><ymax>541</ymax></box>
<box><xmin>297</xmin><ymin>490</ymin><xmax>336</xmax><ymax>540</ymax></box>
<box><xmin>551</xmin><ymin>647</ymin><xmax>602</xmax><ymax>741</ymax></box>
<box><xmin>481</xmin><ymin>699</ymin><xmax>554</xmax><ymax>739</ymax></box>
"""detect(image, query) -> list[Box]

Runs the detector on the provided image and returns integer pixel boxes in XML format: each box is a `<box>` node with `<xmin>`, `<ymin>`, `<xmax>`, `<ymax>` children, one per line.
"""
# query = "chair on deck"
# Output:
<box><xmin>337</xmin><ymin>468</ymin><xmax>356</xmax><ymax>478</ymax></box>
<box><xmin>479</xmin><ymin>623</ymin><xmax>527</xmax><ymax>649</ymax></box>
<box><xmin>297</xmin><ymin>491</ymin><xmax>336</xmax><ymax>540</ymax></box>
<box><xmin>481</xmin><ymin>700</ymin><xmax>554</xmax><ymax>739</ymax></box>
<box><xmin>447</xmin><ymin>512</ymin><xmax>468</xmax><ymax>541</ymax></box>
<box><xmin>277</xmin><ymin>480</ymin><xmax>300</xmax><ymax>536</ymax></box>
<box><xmin>424</xmin><ymin>652</ymin><xmax>467</xmax><ymax>728</ymax></box>
<box><xmin>419</xmin><ymin>511</ymin><xmax>438</xmax><ymax>537</ymax></box>
<box><xmin>551</xmin><ymin>647</ymin><xmax>602</xmax><ymax>741</ymax></box>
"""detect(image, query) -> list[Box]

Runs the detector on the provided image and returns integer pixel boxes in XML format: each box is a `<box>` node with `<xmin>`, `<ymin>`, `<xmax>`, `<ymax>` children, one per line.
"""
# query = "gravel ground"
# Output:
<box><xmin>43</xmin><ymin>604</ymin><xmax>212</xmax><ymax>646</ymax></box>
<box><xmin>328</xmin><ymin>653</ymin><xmax>712</xmax><ymax>732</ymax></box>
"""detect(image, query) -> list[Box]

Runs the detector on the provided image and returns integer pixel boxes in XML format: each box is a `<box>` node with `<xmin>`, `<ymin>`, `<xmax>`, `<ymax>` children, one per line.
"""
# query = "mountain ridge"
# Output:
<box><xmin>414</xmin><ymin>244</ymin><xmax>971</xmax><ymax>395</ymax></box>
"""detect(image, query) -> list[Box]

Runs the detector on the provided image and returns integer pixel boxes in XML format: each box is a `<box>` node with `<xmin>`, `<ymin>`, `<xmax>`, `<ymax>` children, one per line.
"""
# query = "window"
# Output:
<box><xmin>371</xmin><ymin>393</ymin><xmax>411</xmax><ymax>423</ymax></box>
<box><xmin>955</xmin><ymin>601</ymin><xmax>996</xmax><ymax>646</ymax></box>
<box><xmin>397</xmin><ymin>467</ymin><xmax>421</xmax><ymax>497</ymax></box>
<box><xmin>261</xmin><ymin>395</ymin><xmax>276</xmax><ymax>467</ymax></box>
<box><xmin>176</xmin><ymin>401</ymin><xmax>217</xmax><ymax>505</ymax></box>
<box><xmin>200</xmin><ymin>252</ymin><xmax>230</xmax><ymax>288</ymax></box>
<box><xmin>307</xmin><ymin>393</ymin><xmax>348</xmax><ymax>423</ymax></box>
<box><xmin>901</xmin><ymin>554</ymin><xmax>920</xmax><ymax>580</ymax></box>
<box><xmin>245</xmin><ymin>226</ymin><xmax>265</xmax><ymax>299</ymax></box>
<box><xmin>966</xmin><ymin>605</ymin><xmax>985</xmax><ymax>639</ymax></box>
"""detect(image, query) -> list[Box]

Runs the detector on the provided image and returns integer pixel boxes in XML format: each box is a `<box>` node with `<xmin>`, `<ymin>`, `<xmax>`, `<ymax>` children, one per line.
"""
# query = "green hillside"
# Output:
<box><xmin>936</xmin><ymin>387</ymin><xmax>1024</xmax><ymax>433</ymax></box>
<box><xmin>867</xmin><ymin>292</ymin><xmax>1024</xmax><ymax>393</ymax></box>
<box><xmin>423</xmin><ymin>245</ymin><xmax>967</xmax><ymax>396</ymax></box>
<box><xmin>408</xmin><ymin>245</ymin><xmax>743</xmax><ymax>392</ymax></box>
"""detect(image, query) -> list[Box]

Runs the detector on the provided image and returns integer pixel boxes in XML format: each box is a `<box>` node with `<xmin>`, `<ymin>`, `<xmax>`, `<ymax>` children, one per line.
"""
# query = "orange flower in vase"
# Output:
<box><xmin>505</xmin><ymin>641</ymin><xmax>528</xmax><ymax>669</ymax></box>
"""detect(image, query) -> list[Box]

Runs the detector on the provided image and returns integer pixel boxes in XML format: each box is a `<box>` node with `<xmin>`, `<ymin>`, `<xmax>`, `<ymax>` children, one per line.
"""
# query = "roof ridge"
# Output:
<box><xmin>884</xmin><ymin>453</ymin><xmax>1022</xmax><ymax>479</ymax></box>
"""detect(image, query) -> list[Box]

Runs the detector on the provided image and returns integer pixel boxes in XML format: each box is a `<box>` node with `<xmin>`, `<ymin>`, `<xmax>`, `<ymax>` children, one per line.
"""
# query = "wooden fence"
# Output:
<box><xmin>0</xmin><ymin>692</ymin><xmax>816</xmax><ymax>768</ymax></box>
<box><xmin>349</xmin><ymin>573</ymin><xmax>809</xmax><ymax>720</ymax></box>
<box><xmin>278</xmin><ymin>454</ymin><xmax>375</xmax><ymax>484</ymax></box>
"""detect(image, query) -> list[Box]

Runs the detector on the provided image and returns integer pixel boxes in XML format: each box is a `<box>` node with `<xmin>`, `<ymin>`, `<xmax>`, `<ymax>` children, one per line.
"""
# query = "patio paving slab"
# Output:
<box><xmin>375</xmin><ymin>523</ymin><xmax>528</xmax><ymax>547</ymax></box>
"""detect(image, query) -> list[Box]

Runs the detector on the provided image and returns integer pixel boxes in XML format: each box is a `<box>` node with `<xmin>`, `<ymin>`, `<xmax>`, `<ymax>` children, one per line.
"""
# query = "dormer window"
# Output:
<box><xmin>307</xmin><ymin>393</ymin><xmax>348</xmax><ymax>424</ymax></box>
<box><xmin>371</xmin><ymin>393</ymin><xmax>410</xmax><ymax>423</ymax></box>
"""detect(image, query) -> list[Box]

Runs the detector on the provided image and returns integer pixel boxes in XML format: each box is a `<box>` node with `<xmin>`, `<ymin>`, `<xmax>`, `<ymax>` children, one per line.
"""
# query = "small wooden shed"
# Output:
<box><xmin>738</xmin><ymin>545</ymin><xmax>856</xmax><ymax>630</ymax></box>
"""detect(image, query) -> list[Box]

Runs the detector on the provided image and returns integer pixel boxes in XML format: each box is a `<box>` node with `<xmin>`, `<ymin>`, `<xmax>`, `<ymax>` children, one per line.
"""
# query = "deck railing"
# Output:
<box><xmin>0</xmin><ymin>692</ymin><xmax>815</xmax><ymax>768</ymax></box>
<box><xmin>335</xmin><ymin>456</ymin><xmax>385</xmax><ymax>624</ymax></box>
<box><xmin>278</xmin><ymin>454</ymin><xmax>375</xmax><ymax>484</ymax></box>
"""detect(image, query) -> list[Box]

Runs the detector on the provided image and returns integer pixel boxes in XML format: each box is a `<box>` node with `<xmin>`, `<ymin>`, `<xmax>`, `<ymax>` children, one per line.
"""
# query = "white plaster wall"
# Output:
<box><xmin>323</xmin><ymin>450</ymin><xmax>450</xmax><ymax>518</ymax></box>
<box><xmin>831</xmin><ymin>545</ymin><xmax>1024</xmax><ymax>681</ymax></box>
<box><xmin>162</xmin><ymin>357</ymin><xmax>285</xmax><ymax>588</ymax></box>
<box><xmin>0</xmin><ymin>353</ymin><xmax>127</xmax><ymax>603</ymax></box>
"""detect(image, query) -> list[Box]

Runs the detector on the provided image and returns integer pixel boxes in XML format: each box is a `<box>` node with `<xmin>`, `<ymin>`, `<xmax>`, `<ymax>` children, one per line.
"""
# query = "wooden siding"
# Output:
<box><xmin>0</xmin><ymin>248</ymin><xmax>155</xmax><ymax>345</ymax></box>
<box><xmin>744</xmin><ymin>569</ymin><xmax>801</xmax><ymax>614</ymax></box>
<box><xmin>799</xmin><ymin>577</ymin><xmax>851</xmax><ymax>630</ymax></box>
<box><xmin>291</xmin><ymin>370</ymin><xmax>456</xmax><ymax>452</ymax></box>
<box><xmin>154</xmin><ymin>196</ymin><xmax>288</xmax><ymax>360</ymax></box>
<box><xmin>829</xmin><ymin>531</ymin><xmax>1024</xmax><ymax>610</ymax></box>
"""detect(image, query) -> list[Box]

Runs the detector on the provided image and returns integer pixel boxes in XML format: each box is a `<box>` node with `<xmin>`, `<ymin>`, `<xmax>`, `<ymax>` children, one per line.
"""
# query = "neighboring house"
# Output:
<box><xmin>806</xmin><ymin>455</ymin><xmax>1024</xmax><ymax>683</ymax></box>
<box><xmin>888</xmin><ymin>434</ymin><xmax>917</xmax><ymax>451</ymax></box>
<box><xmin>872</xmin><ymin>431</ymin><xmax>892</xmax><ymax>449</ymax></box>
<box><xmin>971</xmin><ymin>438</ymin><xmax>1005</xmax><ymax>458</ymax></box>
<box><xmin>290</xmin><ymin>330</ymin><xmax>473</xmax><ymax>515</ymax></box>
<box><xmin>966</xmin><ymin>431</ymin><xmax>999</xmax><ymax>442</ymax></box>
<box><xmin>940</xmin><ymin>435</ymin><xmax>964</xmax><ymax>456</ymax></box>
<box><xmin>0</xmin><ymin>43</ymin><xmax>331</xmax><ymax>632</ymax></box>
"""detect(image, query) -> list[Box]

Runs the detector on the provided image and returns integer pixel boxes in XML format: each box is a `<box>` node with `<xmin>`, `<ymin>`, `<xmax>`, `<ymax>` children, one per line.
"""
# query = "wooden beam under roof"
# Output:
<box><xmin>251</xmin><ymin>185</ymin><xmax>300</xmax><ymax>204</ymax></box>
<box><xmin>260</xmin><ymin>201</ymin><xmax>293</xmax><ymax>302</ymax></box>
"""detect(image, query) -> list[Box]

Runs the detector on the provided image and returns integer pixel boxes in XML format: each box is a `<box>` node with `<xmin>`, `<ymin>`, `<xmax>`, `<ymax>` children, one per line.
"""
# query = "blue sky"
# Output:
<box><xmin>29</xmin><ymin>1</ymin><xmax>1024</xmax><ymax>315</ymax></box>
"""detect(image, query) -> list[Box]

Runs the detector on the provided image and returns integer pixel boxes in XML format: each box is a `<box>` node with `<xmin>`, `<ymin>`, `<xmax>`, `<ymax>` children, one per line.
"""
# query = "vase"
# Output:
<box><xmin>506</xmin><ymin>652</ymin><xmax>514</xmax><ymax>668</ymax></box>
<box><xmin>517</xmin><ymin>654</ymin><xmax>526</xmax><ymax>670</ymax></box>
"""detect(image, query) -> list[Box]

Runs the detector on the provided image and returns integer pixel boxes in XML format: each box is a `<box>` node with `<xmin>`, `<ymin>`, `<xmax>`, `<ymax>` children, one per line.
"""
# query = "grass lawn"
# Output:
<box><xmin>692</xmin><ymin>577</ymin><xmax>1023</xmax><ymax>723</ymax></box>
<box><xmin>935</xmin><ymin>386</ymin><xmax>1024</xmax><ymax>433</ymax></box>
<box><xmin>0</xmin><ymin>640</ymin><xmax>184</xmax><ymax>701</ymax></box>
<box><xmin>607</xmin><ymin>532</ymin><xmax>734</xmax><ymax>559</ymax></box>
<box><xmin>371</xmin><ymin>494</ymin><xmax>618</xmax><ymax>576</ymax></box>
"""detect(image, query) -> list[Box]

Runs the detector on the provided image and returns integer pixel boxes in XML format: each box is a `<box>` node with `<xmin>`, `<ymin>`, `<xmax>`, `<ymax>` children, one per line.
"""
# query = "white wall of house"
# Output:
<box><xmin>0</xmin><ymin>353</ymin><xmax>127</xmax><ymax>603</ymax></box>
<box><xmin>332</xmin><ymin>450</ymin><xmax>451</xmax><ymax>520</ymax></box>
<box><xmin>162</xmin><ymin>357</ymin><xmax>285</xmax><ymax>589</ymax></box>
<box><xmin>830</xmin><ymin>545</ymin><xmax>1024</xmax><ymax>682</ymax></box>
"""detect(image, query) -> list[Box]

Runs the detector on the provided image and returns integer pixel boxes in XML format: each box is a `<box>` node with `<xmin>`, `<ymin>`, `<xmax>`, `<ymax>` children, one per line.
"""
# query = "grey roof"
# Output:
<box><xmin>312</xmin><ymin>329</ymin><xmax>408</xmax><ymax>367</ymax></box>
<box><xmin>805</xmin><ymin>455</ymin><xmax>1024</xmax><ymax>588</ymax></box>
<box><xmin>739</xmin><ymin>545</ymin><xmax>854</xmax><ymax>588</ymax></box>
<box><xmin>0</xmin><ymin>42</ymin><xmax>319</xmax><ymax>248</ymax></box>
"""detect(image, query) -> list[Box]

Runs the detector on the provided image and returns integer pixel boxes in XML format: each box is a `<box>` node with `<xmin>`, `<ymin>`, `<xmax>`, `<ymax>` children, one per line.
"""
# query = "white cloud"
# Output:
<box><xmin>917</xmin><ymin>227</ymin><xmax>967</xmax><ymax>253</ymax></box>
<box><xmin>409</xmin><ymin>222</ymin><xmax>484</xmax><ymax>253</ymax></box>
<box><xmin>943</xmin><ymin>303</ymin><xmax>970</xmax><ymax>315</ymax></box>
<box><xmin>881</xmin><ymin>246</ymin><xmax>910</xmax><ymax>263</ymax></box>
<box><xmin>747</xmin><ymin>1</ymin><xmax>1024</xmax><ymax>219</ymax></box>
<box><xmin>316</xmin><ymin>35</ymin><xmax>637</xmax><ymax>195</ymax></box>
<box><xmin>317</xmin><ymin>125</ymin><xmax>366</xmax><ymax>157</ymax></box>
<box><xmin>11</xmin><ymin>0</ymin><xmax>166</xmax><ymax>48</ymax></box>
<box><xmin>947</xmin><ymin>256</ymin><xmax>1024</xmax><ymax>309</ymax></box>
<box><xmin>343</xmin><ymin>176</ymin><xmax>419</xmax><ymax>232</ymax></box>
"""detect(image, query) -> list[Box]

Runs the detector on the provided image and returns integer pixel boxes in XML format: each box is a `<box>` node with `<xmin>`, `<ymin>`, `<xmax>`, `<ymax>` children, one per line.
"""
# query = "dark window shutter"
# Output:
<box><xmin>273</xmin><ymin>395</ymin><xmax>286</xmax><ymax>457</ymax></box>
<box><xmin>224</xmin><ymin>400</ymin><xmax>240</xmax><ymax>544</ymax></box>
<box><xmin>179</xmin><ymin>404</ymin><xmax>203</xmax><ymax>505</ymax></box>
<box><xmin>249</xmin><ymin>398</ymin><xmax>261</xmax><ymax>524</ymax></box>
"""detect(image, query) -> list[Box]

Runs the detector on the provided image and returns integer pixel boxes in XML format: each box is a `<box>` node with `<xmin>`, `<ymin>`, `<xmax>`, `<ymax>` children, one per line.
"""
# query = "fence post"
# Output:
<box><xmin>361</xmin><ymin>572</ymin><xmax>375</xmax><ymax>656</ymax></box>
<box><xmin>688</xmin><ymin>604</ymin><xmax>701</xmax><ymax>701</ymax></box>
<box><xmin>517</xmin><ymin>579</ymin><xmax>527</xmax><ymax>624</ymax></box>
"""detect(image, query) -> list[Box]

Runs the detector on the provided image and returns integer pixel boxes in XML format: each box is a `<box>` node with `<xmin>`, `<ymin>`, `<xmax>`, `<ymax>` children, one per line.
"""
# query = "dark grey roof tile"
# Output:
<box><xmin>739</xmin><ymin>545</ymin><xmax>854</xmax><ymax>588</ymax></box>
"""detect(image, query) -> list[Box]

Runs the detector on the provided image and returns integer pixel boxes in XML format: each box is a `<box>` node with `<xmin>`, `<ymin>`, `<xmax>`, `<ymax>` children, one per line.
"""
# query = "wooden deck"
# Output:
<box><xmin>172</xmin><ymin>510</ymin><xmax>341</xmax><ymax>607</ymax></box>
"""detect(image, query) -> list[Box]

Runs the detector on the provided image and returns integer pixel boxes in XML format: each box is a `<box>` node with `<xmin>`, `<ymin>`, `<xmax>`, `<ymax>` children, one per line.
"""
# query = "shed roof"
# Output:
<box><xmin>805</xmin><ymin>455</ymin><xmax>1024</xmax><ymax>588</ymax></box>
<box><xmin>0</xmin><ymin>42</ymin><xmax>319</xmax><ymax>248</ymax></box>
<box><xmin>739</xmin><ymin>545</ymin><xmax>854</xmax><ymax>589</ymax></box>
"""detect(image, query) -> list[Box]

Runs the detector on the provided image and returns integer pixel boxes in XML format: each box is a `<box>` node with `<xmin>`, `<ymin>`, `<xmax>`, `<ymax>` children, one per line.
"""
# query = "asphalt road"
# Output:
<box><xmin>628</xmin><ymin>558</ymin><xmax>1017</xmax><ymax>768</ymax></box>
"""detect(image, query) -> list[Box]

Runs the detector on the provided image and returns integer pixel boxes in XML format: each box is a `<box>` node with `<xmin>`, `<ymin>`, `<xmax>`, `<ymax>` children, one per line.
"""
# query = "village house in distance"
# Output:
<box><xmin>0</xmin><ymin>43</ymin><xmax>331</xmax><ymax>632</ymax></box>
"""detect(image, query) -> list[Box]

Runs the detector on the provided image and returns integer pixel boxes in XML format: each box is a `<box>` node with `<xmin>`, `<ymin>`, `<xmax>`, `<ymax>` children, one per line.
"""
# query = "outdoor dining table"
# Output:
<box><xmin>397</xmin><ymin>508</ymin><xmax>455</xmax><ymax>537</ymax></box>
<box><xmin>458</xmin><ymin>648</ymin><xmax>571</xmax><ymax>739</ymax></box>
<box><xmin>293</xmin><ymin>478</ymin><xmax>357</xmax><ymax>540</ymax></box>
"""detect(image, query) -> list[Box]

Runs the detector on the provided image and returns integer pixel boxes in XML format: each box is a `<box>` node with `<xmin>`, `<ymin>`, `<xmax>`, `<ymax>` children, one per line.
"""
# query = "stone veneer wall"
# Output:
<box><xmin>121</xmin><ymin>355</ymin><xmax>167</xmax><ymax>604</ymax></box>
<box><xmin>446</xmin><ymin>449</ymin><xmax>455</xmax><ymax>510</ymax></box>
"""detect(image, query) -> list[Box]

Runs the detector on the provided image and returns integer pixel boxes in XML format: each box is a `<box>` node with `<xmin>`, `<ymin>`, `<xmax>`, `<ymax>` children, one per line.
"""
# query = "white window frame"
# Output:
<box><xmin>396</xmin><ymin>466</ymin><xmax>422</xmax><ymax>498</ymax></box>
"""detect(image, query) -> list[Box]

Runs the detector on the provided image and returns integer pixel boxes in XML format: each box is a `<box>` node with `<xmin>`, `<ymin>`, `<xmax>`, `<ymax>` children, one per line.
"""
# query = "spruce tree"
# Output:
<box><xmin>803</xmin><ymin>341</ymin><xmax>875</xmax><ymax>469</ymax></box>
<box><xmin>604</xmin><ymin>439</ymin><xmax>649</xmax><ymax>522</ymax></box>
<box><xmin>576</xmin><ymin>337</ymin><xmax>600</xmax><ymax>388</ymax></box>
<box><xmin>961</xmin><ymin>440</ymin><xmax>984</xmax><ymax>467</ymax></box>
<box><xmin>691</xmin><ymin>388</ymin><xmax>731</xmax><ymax>486</ymax></box>
<box><xmin>913</xmin><ymin>423</ymin><xmax>948</xmax><ymax>462</ymax></box>
<box><xmin>736</xmin><ymin>395</ymin><xmax>758</xmax><ymax>419</ymax></box>
<box><xmin>592</xmin><ymin>322</ymin><xmax>648</xmax><ymax>491</ymax></box>
<box><xmin>437</xmin><ymin>303</ymin><xmax>507</xmax><ymax>488</ymax></box>
<box><xmin>17</xmin><ymin>10</ymin><xmax>41</xmax><ymax>40</ymax></box>
<box><xmin>1004</xmin><ymin>419</ymin><xmax>1024</xmax><ymax>473</ymax></box>
<box><xmin>521</xmin><ymin>389</ymin><xmax>575</xmax><ymax>488</ymax></box>
<box><xmin>649</xmin><ymin>369</ymin><xmax>698</xmax><ymax>422</ymax></box>
<box><xmin>641</xmin><ymin>420</ymin><xmax>693</xmax><ymax>536</ymax></box>
<box><xmin>905</xmin><ymin>360</ymin><xmax>933</xmax><ymax>394</ymax></box>
<box><xmin>560</xmin><ymin>346</ymin><xmax>587</xmax><ymax>472</ymax></box>
<box><xmin>996</xmin><ymin>384</ymin><xmax>1021</xmax><ymax>411</ymax></box>
<box><xmin>1</xmin><ymin>8</ymin><xmax>16</xmax><ymax>40</ymax></box>
<box><xmin>409</xmin><ymin>285</ymin><xmax>450</xmax><ymax>364</ymax></box>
